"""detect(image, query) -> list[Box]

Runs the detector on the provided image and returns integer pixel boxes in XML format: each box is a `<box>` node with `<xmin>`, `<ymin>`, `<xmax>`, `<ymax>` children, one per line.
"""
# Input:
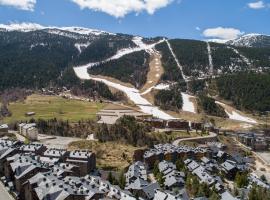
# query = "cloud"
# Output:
<box><xmin>203</xmin><ymin>27</ymin><xmax>244</xmax><ymax>42</ymax></box>
<box><xmin>247</xmin><ymin>1</ymin><xmax>265</xmax><ymax>9</ymax></box>
<box><xmin>195</xmin><ymin>26</ymin><xmax>200</xmax><ymax>31</ymax></box>
<box><xmin>70</xmin><ymin>0</ymin><xmax>174</xmax><ymax>18</ymax></box>
<box><xmin>0</xmin><ymin>0</ymin><xmax>36</xmax><ymax>11</ymax></box>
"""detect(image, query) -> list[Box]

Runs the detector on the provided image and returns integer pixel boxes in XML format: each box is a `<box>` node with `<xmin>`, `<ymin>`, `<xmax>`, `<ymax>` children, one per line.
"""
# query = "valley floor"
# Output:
<box><xmin>3</xmin><ymin>94</ymin><xmax>105</xmax><ymax>123</ymax></box>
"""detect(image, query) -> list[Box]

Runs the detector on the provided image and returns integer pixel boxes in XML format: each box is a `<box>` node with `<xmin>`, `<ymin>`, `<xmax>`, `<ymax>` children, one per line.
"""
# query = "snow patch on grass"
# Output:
<box><xmin>215</xmin><ymin>101</ymin><xmax>257</xmax><ymax>124</ymax></box>
<box><xmin>181</xmin><ymin>93</ymin><xmax>196</xmax><ymax>113</ymax></box>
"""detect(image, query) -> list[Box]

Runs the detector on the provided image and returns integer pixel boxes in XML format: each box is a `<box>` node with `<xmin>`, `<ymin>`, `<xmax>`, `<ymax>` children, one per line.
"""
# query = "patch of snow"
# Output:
<box><xmin>154</xmin><ymin>83</ymin><xmax>170</xmax><ymax>90</ymax></box>
<box><xmin>207</xmin><ymin>42</ymin><xmax>214</xmax><ymax>75</ymax></box>
<box><xmin>215</xmin><ymin>101</ymin><xmax>257</xmax><ymax>124</ymax></box>
<box><xmin>30</xmin><ymin>43</ymin><xmax>46</xmax><ymax>50</ymax></box>
<box><xmin>75</xmin><ymin>42</ymin><xmax>91</xmax><ymax>53</ymax></box>
<box><xmin>132</xmin><ymin>36</ymin><xmax>164</xmax><ymax>54</ymax></box>
<box><xmin>141</xmin><ymin>83</ymin><xmax>171</xmax><ymax>95</ymax></box>
<box><xmin>181</xmin><ymin>93</ymin><xmax>196</xmax><ymax>113</ymax></box>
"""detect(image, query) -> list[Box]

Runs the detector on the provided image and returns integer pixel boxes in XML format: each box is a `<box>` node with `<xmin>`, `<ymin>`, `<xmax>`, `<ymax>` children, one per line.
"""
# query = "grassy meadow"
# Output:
<box><xmin>3</xmin><ymin>94</ymin><xmax>105</xmax><ymax>123</ymax></box>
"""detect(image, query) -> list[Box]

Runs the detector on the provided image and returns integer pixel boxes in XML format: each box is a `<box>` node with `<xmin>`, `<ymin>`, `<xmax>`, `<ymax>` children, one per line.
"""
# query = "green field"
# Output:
<box><xmin>3</xmin><ymin>94</ymin><xmax>105</xmax><ymax>123</ymax></box>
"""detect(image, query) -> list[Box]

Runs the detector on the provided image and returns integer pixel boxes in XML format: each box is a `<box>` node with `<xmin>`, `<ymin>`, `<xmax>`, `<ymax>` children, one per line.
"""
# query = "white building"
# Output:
<box><xmin>18</xmin><ymin>123</ymin><xmax>38</xmax><ymax>141</ymax></box>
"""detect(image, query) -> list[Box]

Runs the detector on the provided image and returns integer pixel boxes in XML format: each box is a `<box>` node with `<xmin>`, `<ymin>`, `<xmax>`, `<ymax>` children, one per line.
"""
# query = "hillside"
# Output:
<box><xmin>0</xmin><ymin>24</ymin><xmax>270</xmax><ymax>122</ymax></box>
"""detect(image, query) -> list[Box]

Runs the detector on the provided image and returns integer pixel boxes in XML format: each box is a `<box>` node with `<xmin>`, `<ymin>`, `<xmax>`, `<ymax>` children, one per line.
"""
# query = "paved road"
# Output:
<box><xmin>0</xmin><ymin>182</ymin><xmax>13</xmax><ymax>200</ymax></box>
<box><xmin>172</xmin><ymin>132</ymin><xmax>217</xmax><ymax>146</ymax></box>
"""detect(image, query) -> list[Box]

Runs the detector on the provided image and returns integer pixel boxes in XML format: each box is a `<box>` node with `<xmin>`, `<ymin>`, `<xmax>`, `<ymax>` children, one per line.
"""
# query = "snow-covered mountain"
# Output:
<box><xmin>0</xmin><ymin>22</ymin><xmax>114</xmax><ymax>36</ymax></box>
<box><xmin>1</xmin><ymin>22</ymin><xmax>269</xmax><ymax>91</ymax></box>
<box><xmin>227</xmin><ymin>34</ymin><xmax>270</xmax><ymax>48</ymax></box>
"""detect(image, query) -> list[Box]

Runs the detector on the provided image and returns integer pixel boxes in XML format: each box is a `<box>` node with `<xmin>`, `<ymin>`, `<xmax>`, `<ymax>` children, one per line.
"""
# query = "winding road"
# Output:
<box><xmin>172</xmin><ymin>132</ymin><xmax>217</xmax><ymax>146</ymax></box>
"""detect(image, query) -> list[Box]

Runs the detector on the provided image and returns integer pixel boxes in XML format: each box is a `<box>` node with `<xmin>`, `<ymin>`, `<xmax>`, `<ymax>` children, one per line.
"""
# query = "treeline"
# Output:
<box><xmin>198</xmin><ymin>94</ymin><xmax>227</xmax><ymax>118</ymax></box>
<box><xmin>216</xmin><ymin>73</ymin><xmax>270</xmax><ymax>112</ymax></box>
<box><xmin>154</xmin><ymin>85</ymin><xmax>183</xmax><ymax>112</ymax></box>
<box><xmin>36</xmin><ymin>118</ymin><xmax>96</xmax><ymax>138</ymax></box>
<box><xmin>89</xmin><ymin>50</ymin><xmax>150</xmax><ymax>88</ymax></box>
<box><xmin>95</xmin><ymin>116</ymin><xmax>159</xmax><ymax>147</ymax></box>
<box><xmin>155</xmin><ymin>42</ymin><xmax>184</xmax><ymax>82</ymax></box>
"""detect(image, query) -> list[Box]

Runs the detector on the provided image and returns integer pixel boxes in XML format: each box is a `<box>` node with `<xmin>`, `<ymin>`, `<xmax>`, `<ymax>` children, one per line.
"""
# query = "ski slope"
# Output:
<box><xmin>74</xmin><ymin>66</ymin><xmax>174</xmax><ymax>120</ymax></box>
<box><xmin>166</xmin><ymin>40</ymin><xmax>189</xmax><ymax>82</ymax></box>
<box><xmin>73</xmin><ymin>37</ymin><xmax>174</xmax><ymax>120</ymax></box>
<box><xmin>215</xmin><ymin>101</ymin><xmax>257</xmax><ymax>124</ymax></box>
<box><xmin>181</xmin><ymin>93</ymin><xmax>196</xmax><ymax>113</ymax></box>
<box><xmin>207</xmin><ymin>42</ymin><xmax>214</xmax><ymax>75</ymax></box>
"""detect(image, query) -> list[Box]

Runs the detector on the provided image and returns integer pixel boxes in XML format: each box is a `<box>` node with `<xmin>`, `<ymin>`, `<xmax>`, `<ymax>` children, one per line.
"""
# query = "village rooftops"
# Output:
<box><xmin>249</xmin><ymin>174</ymin><xmax>270</xmax><ymax>189</ymax></box>
<box><xmin>39</xmin><ymin>156</ymin><xmax>60</xmax><ymax>165</ymax></box>
<box><xmin>19</xmin><ymin>123</ymin><xmax>36</xmax><ymax>129</ymax></box>
<box><xmin>10</xmin><ymin>155</ymin><xmax>49</xmax><ymax>179</ymax></box>
<box><xmin>126</xmin><ymin>161</ymin><xmax>147</xmax><ymax>182</ymax></box>
<box><xmin>221</xmin><ymin>160</ymin><xmax>236</xmax><ymax>172</ymax></box>
<box><xmin>19</xmin><ymin>143</ymin><xmax>44</xmax><ymax>152</ymax></box>
<box><xmin>0</xmin><ymin>138</ymin><xmax>17</xmax><ymax>149</ymax></box>
<box><xmin>143</xmin><ymin>144</ymin><xmax>207</xmax><ymax>159</ymax></box>
<box><xmin>0</xmin><ymin>147</ymin><xmax>17</xmax><ymax>160</ymax></box>
<box><xmin>192</xmin><ymin>166</ymin><xmax>215</xmax><ymax>185</ymax></box>
<box><xmin>52</xmin><ymin>163</ymin><xmax>78</xmax><ymax>176</ymax></box>
<box><xmin>125</xmin><ymin>177</ymin><xmax>149</xmax><ymax>190</ymax></box>
<box><xmin>187</xmin><ymin>160</ymin><xmax>200</xmax><ymax>171</ymax></box>
<box><xmin>32</xmin><ymin>172</ymin><xmax>136</xmax><ymax>200</ymax></box>
<box><xmin>68</xmin><ymin>150</ymin><xmax>94</xmax><ymax>159</ymax></box>
<box><xmin>43</xmin><ymin>148</ymin><xmax>68</xmax><ymax>158</ymax></box>
<box><xmin>154</xmin><ymin>190</ymin><xmax>181</xmax><ymax>200</ymax></box>
<box><xmin>158</xmin><ymin>160</ymin><xmax>177</xmax><ymax>176</ymax></box>
<box><xmin>221</xmin><ymin>191</ymin><xmax>238</xmax><ymax>200</ymax></box>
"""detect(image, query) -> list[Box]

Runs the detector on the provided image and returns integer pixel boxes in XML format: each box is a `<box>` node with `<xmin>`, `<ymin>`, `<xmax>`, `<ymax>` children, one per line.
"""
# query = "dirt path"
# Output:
<box><xmin>140</xmin><ymin>51</ymin><xmax>164</xmax><ymax>94</ymax></box>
